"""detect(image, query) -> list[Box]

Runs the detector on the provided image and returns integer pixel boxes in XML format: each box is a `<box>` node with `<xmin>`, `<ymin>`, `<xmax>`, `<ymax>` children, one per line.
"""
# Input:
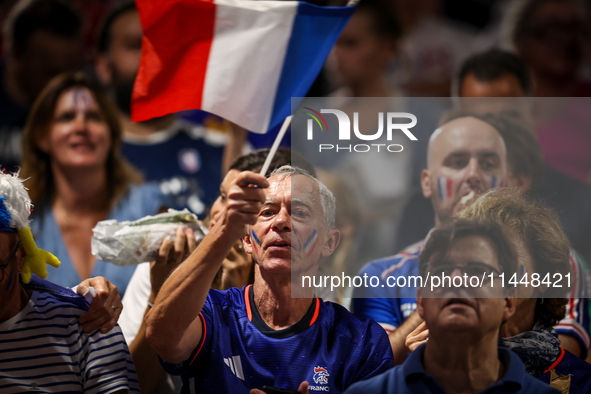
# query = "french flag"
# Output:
<box><xmin>303</xmin><ymin>229</ymin><xmax>318</xmax><ymax>257</ymax></box>
<box><xmin>132</xmin><ymin>0</ymin><xmax>355</xmax><ymax>133</ymax></box>
<box><xmin>437</xmin><ymin>177</ymin><xmax>452</xmax><ymax>201</ymax></box>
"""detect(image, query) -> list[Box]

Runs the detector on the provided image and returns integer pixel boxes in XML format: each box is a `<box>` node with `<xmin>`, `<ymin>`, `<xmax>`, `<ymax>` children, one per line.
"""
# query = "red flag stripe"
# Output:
<box><xmin>133</xmin><ymin>0</ymin><xmax>216</xmax><ymax>122</ymax></box>
<box><xmin>446</xmin><ymin>178</ymin><xmax>453</xmax><ymax>200</ymax></box>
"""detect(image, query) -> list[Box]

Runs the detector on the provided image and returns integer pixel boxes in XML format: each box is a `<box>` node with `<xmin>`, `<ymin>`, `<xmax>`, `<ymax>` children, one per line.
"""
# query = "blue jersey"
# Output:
<box><xmin>122</xmin><ymin>119</ymin><xmax>225</xmax><ymax>215</ymax></box>
<box><xmin>352</xmin><ymin>240</ymin><xmax>590</xmax><ymax>357</ymax></box>
<box><xmin>344</xmin><ymin>345</ymin><xmax>559</xmax><ymax>394</ymax></box>
<box><xmin>540</xmin><ymin>348</ymin><xmax>591</xmax><ymax>394</ymax></box>
<box><xmin>162</xmin><ymin>285</ymin><xmax>393</xmax><ymax>393</ymax></box>
<box><xmin>352</xmin><ymin>241</ymin><xmax>423</xmax><ymax>334</ymax></box>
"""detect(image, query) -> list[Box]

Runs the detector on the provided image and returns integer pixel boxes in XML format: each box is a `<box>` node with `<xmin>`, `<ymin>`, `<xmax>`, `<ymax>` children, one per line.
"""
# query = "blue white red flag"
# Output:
<box><xmin>132</xmin><ymin>0</ymin><xmax>355</xmax><ymax>133</ymax></box>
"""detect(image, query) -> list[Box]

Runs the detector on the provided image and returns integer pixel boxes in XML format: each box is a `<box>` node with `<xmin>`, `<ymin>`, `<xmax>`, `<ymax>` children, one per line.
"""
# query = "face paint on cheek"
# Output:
<box><xmin>519</xmin><ymin>264</ymin><xmax>526</xmax><ymax>279</ymax></box>
<box><xmin>437</xmin><ymin>177</ymin><xmax>453</xmax><ymax>201</ymax></box>
<box><xmin>491</xmin><ymin>176</ymin><xmax>503</xmax><ymax>189</ymax></box>
<box><xmin>303</xmin><ymin>229</ymin><xmax>318</xmax><ymax>257</ymax></box>
<box><xmin>251</xmin><ymin>229</ymin><xmax>260</xmax><ymax>255</ymax></box>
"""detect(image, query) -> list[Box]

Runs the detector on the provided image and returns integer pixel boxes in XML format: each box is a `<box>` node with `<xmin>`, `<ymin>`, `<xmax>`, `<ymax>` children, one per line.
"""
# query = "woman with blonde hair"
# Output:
<box><xmin>20</xmin><ymin>72</ymin><xmax>169</xmax><ymax>295</ymax></box>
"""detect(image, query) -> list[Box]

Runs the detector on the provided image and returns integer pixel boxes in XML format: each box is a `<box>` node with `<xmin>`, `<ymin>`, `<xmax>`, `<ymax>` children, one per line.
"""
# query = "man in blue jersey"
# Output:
<box><xmin>0</xmin><ymin>172</ymin><xmax>139</xmax><ymax>393</ymax></box>
<box><xmin>147</xmin><ymin>166</ymin><xmax>393</xmax><ymax>394</ymax></box>
<box><xmin>345</xmin><ymin>220</ymin><xmax>559</xmax><ymax>394</ymax></box>
<box><xmin>353</xmin><ymin>112</ymin><xmax>589</xmax><ymax>363</ymax></box>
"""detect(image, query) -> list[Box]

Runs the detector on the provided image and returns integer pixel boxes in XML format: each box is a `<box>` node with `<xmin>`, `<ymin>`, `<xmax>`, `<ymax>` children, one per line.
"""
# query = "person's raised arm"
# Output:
<box><xmin>130</xmin><ymin>227</ymin><xmax>196</xmax><ymax>394</ymax></box>
<box><xmin>145</xmin><ymin>171</ymin><xmax>268</xmax><ymax>364</ymax></box>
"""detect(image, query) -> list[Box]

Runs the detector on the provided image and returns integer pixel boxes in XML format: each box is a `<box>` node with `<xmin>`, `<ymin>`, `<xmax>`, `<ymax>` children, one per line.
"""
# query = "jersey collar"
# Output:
<box><xmin>244</xmin><ymin>284</ymin><xmax>320</xmax><ymax>339</ymax></box>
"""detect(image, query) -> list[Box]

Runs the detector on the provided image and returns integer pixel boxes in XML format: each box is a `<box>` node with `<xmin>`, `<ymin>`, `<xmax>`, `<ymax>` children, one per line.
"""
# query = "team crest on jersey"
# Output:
<box><xmin>313</xmin><ymin>366</ymin><xmax>329</xmax><ymax>385</ymax></box>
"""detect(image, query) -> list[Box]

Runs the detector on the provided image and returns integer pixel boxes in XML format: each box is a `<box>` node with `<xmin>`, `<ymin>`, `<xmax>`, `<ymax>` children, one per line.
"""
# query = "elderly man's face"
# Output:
<box><xmin>418</xmin><ymin>236</ymin><xmax>515</xmax><ymax>335</ymax></box>
<box><xmin>0</xmin><ymin>233</ymin><xmax>24</xmax><ymax>304</ymax></box>
<box><xmin>421</xmin><ymin>117</ymin><xmax>508</xmax><ymax>223</ymax></box>
<box><xmin>243</xmin><ymin>174</ymin><xmax>339</xmax><ymax>275</ymax></box>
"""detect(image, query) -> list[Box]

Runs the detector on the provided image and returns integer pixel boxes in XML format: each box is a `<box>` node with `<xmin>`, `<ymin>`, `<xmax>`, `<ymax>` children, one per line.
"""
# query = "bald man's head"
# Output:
<box><xmin>422</xmin><ymin>116</ymin><xmax>508</xmax><ymax>225</ymax></box>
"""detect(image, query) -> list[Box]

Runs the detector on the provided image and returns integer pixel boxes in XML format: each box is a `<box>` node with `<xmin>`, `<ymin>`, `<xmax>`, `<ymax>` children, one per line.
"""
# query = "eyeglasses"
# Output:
<box><xmin>0</xmin><ymin>241</ymin><xmax>22</xmax><ymax>282</ymax></box>
<box><xmin>426</xmin><ymin>262</ymin><xmax>502</xmax><ymax>279</ymax></box>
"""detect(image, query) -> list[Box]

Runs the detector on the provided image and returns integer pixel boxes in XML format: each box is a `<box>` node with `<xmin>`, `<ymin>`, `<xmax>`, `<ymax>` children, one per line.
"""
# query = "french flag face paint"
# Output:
<box><xmin>437</xmin><ymin>177</ymin><xmax>453</xmax><ymax>201</ymax></box>
<box><xmin>491</xmin><ymin>176</ymin><xmax>504</xmax><ymax>189</ymax></box>
<box><xmin>251</xmin><ymin>229</ymin><xmax>261</xmax><ymax>255</ymax></box>
<box><xmin>303</xmin><ymin>229</ymin><xmax>318</xmax><ymax>257</ymax></box>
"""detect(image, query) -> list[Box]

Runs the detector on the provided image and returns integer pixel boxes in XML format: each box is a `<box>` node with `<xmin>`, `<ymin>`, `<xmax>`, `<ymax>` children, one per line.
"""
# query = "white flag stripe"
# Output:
<box><xmin>202</xmin><ymin>0</ymin><xmax>297</xmax><ymax>133</ymax></box>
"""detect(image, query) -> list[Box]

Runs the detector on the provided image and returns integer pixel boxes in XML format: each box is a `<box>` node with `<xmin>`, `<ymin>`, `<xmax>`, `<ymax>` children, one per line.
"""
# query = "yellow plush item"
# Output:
<box><xmin>18</xmin><ymin>226</ymin><xmax>60</xmax><ymax>283</ymax></box>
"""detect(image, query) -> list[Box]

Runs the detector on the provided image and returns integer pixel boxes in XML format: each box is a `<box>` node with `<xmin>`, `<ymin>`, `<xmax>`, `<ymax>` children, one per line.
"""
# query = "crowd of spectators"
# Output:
<box><xmin>1</xmin><ymin>0</ymin><xmax>591</xmax><ymax>393</ymax></box>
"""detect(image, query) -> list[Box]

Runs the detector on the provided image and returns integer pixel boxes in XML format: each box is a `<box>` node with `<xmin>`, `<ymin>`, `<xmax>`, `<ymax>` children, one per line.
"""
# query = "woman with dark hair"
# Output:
<box><xmin>20</xmin><ymin>72</ymin><xmax>169</xmax><ymax>296</ymax></box>
<box><xmin>408</xmin><ymin>189</ymin><xmax>591</xmax><ymax>393</ymax></box>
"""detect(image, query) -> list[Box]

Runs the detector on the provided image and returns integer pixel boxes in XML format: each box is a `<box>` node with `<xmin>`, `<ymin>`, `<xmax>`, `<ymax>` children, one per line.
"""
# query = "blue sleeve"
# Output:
<box><xmin>555</xmin><ymin>251</ymin><xmax>590</xmax><ymax>358</ymax></box>
<box><xmin>349</xmin><ymin>323</ymin><xmax>394</xmax><ymax>386</ymax></box>
<box><xmin>352</xmin><ymin>297</ymin><xmax>401</xmax><ymax>331</ymax></box>
<box><xmin>352</xmin><ymin>262</ymin><xmax>403</xmax><ymax>331</ymax></box>
<box><xmin>160</xmin><ymin>298</ymin><xmax>214</xmax><ymax>376</ymax></box>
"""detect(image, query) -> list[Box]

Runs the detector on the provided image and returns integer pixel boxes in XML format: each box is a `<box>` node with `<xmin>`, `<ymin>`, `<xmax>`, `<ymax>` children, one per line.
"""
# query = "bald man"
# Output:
<box><xmin>352</xmin><ymin>115</ymin><xmax>510</xmax><ymax>364</ymax></box>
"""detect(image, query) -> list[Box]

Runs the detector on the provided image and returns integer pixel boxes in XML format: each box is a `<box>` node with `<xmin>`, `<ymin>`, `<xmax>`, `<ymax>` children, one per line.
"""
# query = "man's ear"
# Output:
<box><xmin>502</xmin><ymin>295</ymin><xmax>517</xmax><ymax>323</ymax></box>
<box><xmin>16</xmin><ymin>243</ymin><xmax>26</xmax><ymax>272</ymax></box>
<box><xmin>321</xmin><ymin>229</ymin><xmax>340</xmax><ymax>258</ymax></box>
<box><xmin>95</xmin><ymin>54</ymin><xmax>113</xmax><ymax>86</ymax></box>
<box><xmin>242</xmin><ymin>233</ymin><xmax>253</xmax><ymax>255</ymax></box>
<box><xmin>421</xmin><ymin>169</ymin><xmax>432</xmax><ymax>199</ymax></box>
<box><xmin>416</xmin><ymin>292</ymin><xmax>425</xmax><ymax>320</ymax></box>
<box><xmin>512</xmin><ymin>174</ymin><xmax>532</xmax><ymax>194</ymax></box>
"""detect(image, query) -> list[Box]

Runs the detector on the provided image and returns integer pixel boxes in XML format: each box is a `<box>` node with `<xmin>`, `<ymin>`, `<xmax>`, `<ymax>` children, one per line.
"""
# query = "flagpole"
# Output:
<box><xmin>259</xmin><ymin>115</ymin><xmax>293</xmax><ymax>176</ymax></box>
<box><xmin>247</xmin><ymin>115</ymin><xmax>292</xmax><ymax>243</ymax></box>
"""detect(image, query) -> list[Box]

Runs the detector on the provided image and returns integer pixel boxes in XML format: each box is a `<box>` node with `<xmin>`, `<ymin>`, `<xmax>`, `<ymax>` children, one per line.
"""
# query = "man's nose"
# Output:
<box><xmin>465</xmin><ymin>158</ymin><xmax>482</xmax><ymax>189</ymax></box>
<box><xmin>450</xmin><ymin>267</ymin><xmax>464</xmax><ymax>278</ymax></box>
<box><xmin>273</xmin><ymin>207</ymin><xmax>291</xmax><ymax>231</ymax></box>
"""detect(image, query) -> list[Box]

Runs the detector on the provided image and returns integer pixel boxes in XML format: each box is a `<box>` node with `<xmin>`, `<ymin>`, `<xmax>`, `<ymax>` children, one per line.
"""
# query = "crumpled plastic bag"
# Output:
<box><xmin>91</xmin><ymin>209</ymin><xmax>208</xmax><ymax>266</ymax></box>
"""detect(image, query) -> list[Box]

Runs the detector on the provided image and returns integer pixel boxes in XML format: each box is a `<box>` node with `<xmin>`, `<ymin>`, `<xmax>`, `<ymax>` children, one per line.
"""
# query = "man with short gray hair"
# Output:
<box><xmin>146</xmin><ymin>166</ymin><xmax>393</xmax><ymax>394</ymax></box>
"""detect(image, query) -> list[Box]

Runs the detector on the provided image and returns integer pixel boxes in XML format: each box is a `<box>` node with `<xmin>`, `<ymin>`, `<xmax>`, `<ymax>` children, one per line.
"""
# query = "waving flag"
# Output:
<box><xmin>132</xmin><ymin>0</ymin><xmax>355</xmax><ymax>133</ymax></box>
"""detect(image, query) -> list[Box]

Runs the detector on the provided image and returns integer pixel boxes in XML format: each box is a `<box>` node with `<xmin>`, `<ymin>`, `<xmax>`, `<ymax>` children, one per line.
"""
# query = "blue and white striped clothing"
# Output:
<box><xmin>0</xmin><ymin>278</ymin><xmax>140</xmax><ymax>393</ymax></box>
